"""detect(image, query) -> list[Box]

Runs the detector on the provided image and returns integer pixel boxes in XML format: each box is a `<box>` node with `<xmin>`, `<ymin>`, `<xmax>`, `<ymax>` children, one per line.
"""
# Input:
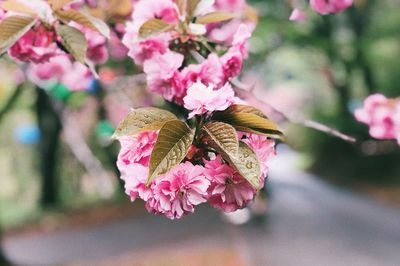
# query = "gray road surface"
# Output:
<box><xmin>3</xmin><ymin>146</ymin><xmax>400</xmax><ymax>266</ymax></box>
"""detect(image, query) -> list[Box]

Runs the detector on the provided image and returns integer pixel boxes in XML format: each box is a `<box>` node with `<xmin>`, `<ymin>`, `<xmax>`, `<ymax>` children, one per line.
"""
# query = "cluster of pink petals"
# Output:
<box><xmin>310</xmin><ymin>0</ymin><xmax>353</xmax><ymax>15</ymax></box>
<box><xmin>355</xmin><ymin>94</ymin><xmax>400</xmax><ymax>145</ymax></box>
<box><xmin>117</xmin><ymin>130</ymin><xmax>276</xmax><ymax>219</ymax></box>
<box><xmin>27</xmin><ymin>55</ymin><xmax>93</xmax><ymax>91</ymax></box>
<box><xmin>70</xmin><ymin>22</ymin><xmax>109</xmax><ymax>64</ymax></box>
<box><xmin>204</xmin><ymin>156</ymin><xmax>256</xmax><ymax>213</ymax></box>
<box><xmin>122</xmin><ymin>0</ymin><xmax>254</xmax><ymax>104</ymax></box>
<box><xmin>242</xmin><ymin>133</ymin><xmax>276</xmax><ymax>181</ymax></box>
<box><xmin>183</xmin><ymin>81</ymin><xmax>235</xmax><ymax>119</ymax></box>
<box><xmin>9</xmin><ymin>26</ymin><xmax>59</xmax><ymax>64</ymax></box>
<box><xmin>209</xmin><ymin>0</ymin><xmax>256</xmax><ymax>44</ymax></box>
<box><xmin>290</xmin><ymin>0</ymin><xmax>353</xmax><ymax>22</ymax></box>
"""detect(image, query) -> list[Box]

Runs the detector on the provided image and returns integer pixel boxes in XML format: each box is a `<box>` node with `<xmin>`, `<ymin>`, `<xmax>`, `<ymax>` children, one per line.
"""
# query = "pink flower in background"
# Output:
<box><xmin>143</xmin><ymin>51</ymin><xmax>184</xmax><ymax>102</ymax></box>
<box><xmin>149</xmin><ymin>162</ymin><xmax>210</xmax><ymax>219</ymax></box>
<box><xmin>243</xmin><ymin>134</ymin><xmax>276</xmax><ymax>181</ymax></box>
<box><xmin>355</xmin><ymin>94</ymin><xmax>399</xmax><ymax>142</ymax></box>
<box><xmin>183</xmin><ymin>81</ymin><xmax>235</xmax><ymax>118</ymax></box>
<box><xmin>27</xmin><ymin>55</ymin><xmax>92</xmax><ymax>91</ymax></box>
<box><xmin>231</xmin><ymin>24</ymin><xmax>252</xmax><ymax>58</ymax></box>
<box><xmin>215</xmin><ymin>0</ymin><xmax>246</xmax><ymax>12</ymax></box>
<box><xmin>310</xmin><ymin>0</ymin><xmax>353</xmax><ymax>15</ymax></box>
<box><xmin>204</xmin><ymin>156</ymin><xmax>255</xmax><ymax>212</ymax></box>
<box><xmin>61</xmin><ymin>62</ymin><xmax>92</xmax><ymax>91</ymax></box>
<box><xmin>9</xmin><ymin>26</ymin><xmax>59</xmax><ymax>63</ymax></box>
<box><xmin>290</xmin><ymin>8</ymin><xmax>307</xmax><ymax>22</ymax></box>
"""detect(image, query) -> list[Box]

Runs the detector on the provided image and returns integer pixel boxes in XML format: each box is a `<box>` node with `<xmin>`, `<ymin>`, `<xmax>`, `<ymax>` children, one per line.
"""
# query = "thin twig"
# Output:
<box><xmin>61</xmin><ymin>110</ymin><xmax>116</xmax><ymax>198</ymax></box>
<box><xmin>231</xmin><ymin>79</ymin><xmax>357</xmax><ymax>143</ymax></box>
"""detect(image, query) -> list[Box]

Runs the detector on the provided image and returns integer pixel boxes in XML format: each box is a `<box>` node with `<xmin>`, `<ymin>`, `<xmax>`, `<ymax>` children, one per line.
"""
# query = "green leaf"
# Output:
<box><xmin>231</xmin><ymin>142</ymin><xmax>261</xmax><ymax>189</ymax></box>
<box><xmin>48</xmin><ymin>0</ymin><xmax>76</xmax><ymax>10</ymax></box>
<box><xmin>147</xmin><ymin>120</ymin><xmax>195</xmax><ymax>184</ymax></box>
<box><xmin>186</xmin><ymin>0</ymin><xmax>201</xmax><ymax>19</ymax></box>
<box><xmin>56</xmin><ymin>24</ymin><xmax>88</xmax><ymax>64</ymax></box>
<box><xmin>0</xmin><ymin>16</ymin><xmax>36</xmax><ymax>55</ymax></box>
<box><xmin>1</xmin><ymin>1</ymin><xmax>37</xmax><ymax>16</ymax></box>
<box><xmin>202</xmin><ymin>121</ymin><xmax>239</xmax><ymax>157</ymax></box>
<box><xmin>195</xmin><ymin>12</ymin><xmax>236</xmax><ymax>24</ymax></box>
<box><xmin>112</xmin><ymin>107</ymin><xmax>178</xmax><ymax>139</ymax></box>
<box><xmin>138</xmin><ymin>19</ymin><xmax>174</xmax><ymax>38</ymax></box>
<box><xmin>55</xmin><ymin>10</ymin><xmax>110</xmax><ymax>38</ymax></box>
<box><xmin>176</xmin><ymin>0</ymin><xmax>186</xmax><ymax>15</ymax></box>
<box><xmin>212</xmin><ymin>105</ymin><xmax>284</xmax><ymax>140</ymax></box>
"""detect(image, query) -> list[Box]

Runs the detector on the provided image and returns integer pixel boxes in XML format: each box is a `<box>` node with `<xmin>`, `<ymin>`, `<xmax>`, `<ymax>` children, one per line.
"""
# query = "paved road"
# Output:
<box><xmin>3</xmin><ymin>147</ymin><xmax>400</xmax><ymax>266</ymax></box>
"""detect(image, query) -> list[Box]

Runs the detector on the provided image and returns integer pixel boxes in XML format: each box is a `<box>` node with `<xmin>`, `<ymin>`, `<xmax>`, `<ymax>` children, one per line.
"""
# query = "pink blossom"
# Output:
<box><xmin>131</xmin><ymin>0</ymin><xmax>179</xmax><ymax>26</ymax></box>
<box><xmin>355</xmin><ymin>94</ymin><xmax>398</xmax><ymax>141</ymax></box>
<box><xmin>61</xmin><ymin>62</ymin><xmax>92</xmax><ymax>91</ymax></box>
<box><xmin>117</xmin><ymin>130</ymin><xmax>158</xmax><ymax>169</ymax></box>
<box><xmin>181</xmin><ymin>53</ymin><xmax>225</xmax><ymax>89</ymax></box>
<box><xmin>120</xmin><ymin>163</ymin><xmax>153</xmax><ymax>202</ymax></box>
<box><xmin>122</xmin><ymin>0</ymin><xmax>178</xmax><ymax>65</ymax></box>
<box><xmin>123</xmin><ymin>22</ymin><xmax>171</xmax><ymax>65</ymax></box>
<box><xmin>220</xmin><ymin>49</ymin><xmax>243</xmax><ymax>79</ymax></box>
<box><xmin>183</xmin><ymin>81</ymin><xmax>235</xmax><ymax>118</ymax></box>
<box><xmin>71</xmin><ymin>22</ymin><xmax>109</xmax><ymax>64</ymax></box>
<box><xmin>148</xmin><ymin>162</ymin><xmax>210</xmax><ymax>219</ymax></box>
<box><xmin>27</xmin><ymin>55</ymin><xmax>92</xmax><ymax>91</ymax></box>
<box><xmin>9</xmin><ymin>26</ymin><xmax>59</xmax><ymax>63</ymax></box>
<box><xmin>290</xmin><ymin>8</ymin><xmax>307</xmax><ymax>22</ymax></box>
<box><xmin>242</xmin><ymin>134</ymin><xmax>276</xmax><ymax>181</ymax></box>
<box><xmin>215</xmin><ymin>0</ymin><xmax>246</xmax><ymax>12</ymax></box>
<box><xmin>143</xmin><ymin>51</ymin><xmax>184</xmax><ymax>102</ymax></box>
<box><xmin>310</xmin><ymin>0</ymin><xmax>353</xmax><ymax>15</ymax></box>
<box><xmin>231</xmin><ymin>24</ymin><xmax>252</xmax><ymax>58</ymax></box>
<box><xmin>204</xmin><ymin>156</ymin><xmax>255</xmax><ymax>212</ymax></box>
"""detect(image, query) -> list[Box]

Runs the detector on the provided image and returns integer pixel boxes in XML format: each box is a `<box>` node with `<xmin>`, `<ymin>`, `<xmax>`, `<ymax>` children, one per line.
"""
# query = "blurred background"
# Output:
<box><xmin>0</xmin><ymin>0</ymin><xmax>399</xmax><ymax>265</ymax></box>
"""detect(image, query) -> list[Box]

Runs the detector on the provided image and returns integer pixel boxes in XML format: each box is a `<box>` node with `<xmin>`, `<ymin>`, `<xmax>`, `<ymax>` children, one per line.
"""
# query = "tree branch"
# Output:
<box><xmin>231</xmin><ymin>79</ymin><xmax>357</xmax><ymax>143</ymax></box>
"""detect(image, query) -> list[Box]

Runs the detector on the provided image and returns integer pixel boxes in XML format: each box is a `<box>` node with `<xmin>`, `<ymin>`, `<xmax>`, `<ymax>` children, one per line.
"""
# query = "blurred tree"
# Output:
<box><xmin>36</xmin><ymin>88</ymin><xmax>62</xmax><ymax>207</ymax></box>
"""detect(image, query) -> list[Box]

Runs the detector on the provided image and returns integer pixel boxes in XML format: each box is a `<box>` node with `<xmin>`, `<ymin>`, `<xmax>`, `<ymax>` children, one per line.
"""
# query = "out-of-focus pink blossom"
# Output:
<box><xmin>143</xmin><ymin>51</ymin><xmax>184</xmax><ymax>102</ymax></box>
<box><xmin>183</xmin><ymin>81</ymin><xmax>235</xmax><ymax>118</ymax></box>
<box><xmin>148</xmin><ymin>162</ymin><xmax>210</xmax><ymax>219</ymax></box>
<box><xmin>231</xmin><ymin>24</ymin><xmax>252</xmax><ymax>58</ymax></box>
<box><xmin>204</xmin><ymin>156</ymin><xmax>255</xmax><ymax>212</ymax></box>
<box><xmin>27</xmin><ymin>55</ymin><xmax>92</xmax><ymax>91</ymax></box>
<box><xmin>290</xmin><ymin>8</ymin><xmax>307</xmax><ymax>22</ymax></box>
<box><xmin>242</xmin><ymin>134</ymin><xmax>276</xmax><ymax>181</ymax></box>
<box><xmin>9</xmin><ymin>26</ymin><xmax>59</xmax><ymax>63</ymax></box>
<box><xmin>355</xmin><ymin>94</ymin><xmax>399</xmax><ymax>142</ymax></box>
<box><xmin>215</xmin><ymin>0</ymin><xmax>246</xmax><ymax>12</ymax></box>
<box><xmin>310</xmin><ymin>0</ymin><xmax>353</xmax><ymax>15</ymax></box>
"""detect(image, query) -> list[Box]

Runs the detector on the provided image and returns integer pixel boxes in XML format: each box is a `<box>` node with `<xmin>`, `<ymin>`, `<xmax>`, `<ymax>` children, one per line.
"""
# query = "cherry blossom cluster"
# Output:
<box><xmin>117</xmin><ymin>130</ymin><xmax>276</xmax><ymax>219</ymax></box>
<box><xmin>0</xmin><ymin>0</ymin><xmax>109</xmax><ymax>90</ymax></box>
<box><xmin>355</xmin><ymin>94</ymin><xmax>400</xmax><ymax>145</ymax></box>
<box><xmin>122</xmin><ymin>0</ymin><xmax>255</xmax><ymax>103</ymax></box>
<box><xmin>290</xmin><ymin>0</ymin><xmax>353</xmax><ymax>22</ymax></box>
<box><xmin>116</xmin><ymin>0</ymin><xmax>279</xmax><ymax>219</ymax></box>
